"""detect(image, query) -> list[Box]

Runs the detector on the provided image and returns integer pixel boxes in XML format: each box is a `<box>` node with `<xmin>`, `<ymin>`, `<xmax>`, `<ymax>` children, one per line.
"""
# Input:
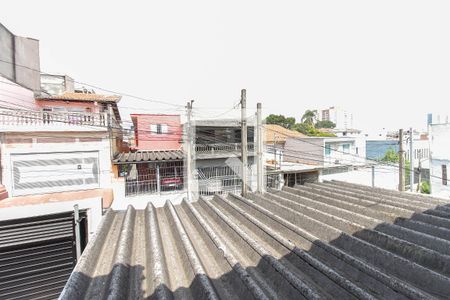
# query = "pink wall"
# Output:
<box><xmin>132</xmin><ymin>114</ymin><xmax>182</xmax><ymax>151</ymax></box>
<box><xmin>0</xmin><ymin>76</ymin><xmax>100</xmax><ymax>114</ymax></box>
<box><xmin>0</xmin><ymin>75</ymin><xmax>38</xmax><ymax>110</ymax></box>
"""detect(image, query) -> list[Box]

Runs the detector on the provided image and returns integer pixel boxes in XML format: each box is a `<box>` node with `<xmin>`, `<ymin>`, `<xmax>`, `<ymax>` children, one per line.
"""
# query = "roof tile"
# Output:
<box><xmin>38</xmin><ymin>92</ymin><xmax>121</xmax><ymax>103</ymax></box>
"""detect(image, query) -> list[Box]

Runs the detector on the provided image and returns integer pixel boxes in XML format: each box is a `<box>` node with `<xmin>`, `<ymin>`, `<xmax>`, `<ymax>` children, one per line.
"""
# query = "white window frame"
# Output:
<box><xmin>150</xmin><ymin>124</ymin><xmax>169</xmax><ymax>134</ymax></box>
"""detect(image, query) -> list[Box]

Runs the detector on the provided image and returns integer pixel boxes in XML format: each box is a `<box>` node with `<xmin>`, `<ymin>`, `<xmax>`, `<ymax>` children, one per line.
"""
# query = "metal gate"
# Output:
<box><xmin>0</xmin><ymin>211</ymin><xmax>86</xmax><ymax>300</ymax></box>
<box><xmin>11</xmin><ymin>151</ymin><xmax>100</xmax><ymax>197</ymax></box>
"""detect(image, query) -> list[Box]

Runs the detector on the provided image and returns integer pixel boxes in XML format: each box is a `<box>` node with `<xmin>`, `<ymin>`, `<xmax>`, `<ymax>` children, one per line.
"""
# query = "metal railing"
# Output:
<box><xmin>125</xmin><ymin>163</ymin><xmax>184</xmax><ymax>197</ymax></box>
<box><xmin>197</xmin><ymin>165</ymin><xmax>252</xmax><ymax>196</ymax></box>
<box><xmin>195</xmin><ymin>142</ymin><xmax>254</xmax><ymax>155</ymax></box>
<box><xmin>266</xmin><ymin>174</ymin><xmax>280</xmax><ymax>189</ymax></box>
<box><xmin>0</xmin><ymin>109</ymin><xmax>108</xmax><ymax>127</ymax></box>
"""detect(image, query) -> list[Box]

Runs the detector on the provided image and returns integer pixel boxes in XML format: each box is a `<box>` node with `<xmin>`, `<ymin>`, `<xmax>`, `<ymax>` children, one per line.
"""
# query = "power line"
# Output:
<box><xmin>0</xmin><ymin>58</ymin><xmax>184</xmax><ymax>108</ymax></box>
<box><xmin>262</xmin><ymin>125</ymin><xmax>447</xmax><ymax>182</ymax></box>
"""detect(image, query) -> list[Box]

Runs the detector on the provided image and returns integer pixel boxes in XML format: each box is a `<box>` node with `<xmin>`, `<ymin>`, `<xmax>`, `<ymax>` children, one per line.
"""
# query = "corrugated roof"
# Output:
<box><xmin>264</xmin><ymin>124</ymin><xmax>307</xmax><ymax>144</ymax></box>
<box><xmin>113</xmin><ymin>150</ymin><xmax>184</xmax><ymax>163</ymax></box>
<box><xmin>61</xmin><ymin>181</ymin><xmax>450</xmax><ymax>299</ymax></box>
<box><xmin>38</xmin><ymin>92</ymin><xmax>121</xmax><ymax>103</ymax></box>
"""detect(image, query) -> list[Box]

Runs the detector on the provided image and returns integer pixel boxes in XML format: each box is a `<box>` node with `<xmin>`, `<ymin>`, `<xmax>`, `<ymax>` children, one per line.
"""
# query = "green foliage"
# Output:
<box><xmin>301</xmin><ymin>110</ymin><xmax>317</xmax><ymax>126</ymax></box>
<box><xmin>381</xmin><ymin>147</ymin><xmax>399</xmax><ymax>163</ymax></box>
<box><xmin>291</xmin><ymin>122</ymin><xmax>312</xmax><ymax>135</ymax></box>
<box><xmin>312</xmin><ymin>131</ymin><xmax>337</xmax><ymax>137</ymax></box>
<box><xmin>420</xmin><ymin>181</ymin><xmax>431</xmax><ymax>194</ymax></box>
<box><xmin>265</xmin><ymin>114</ymin><xmax>296</xmax><ymax>129</ymax></box>
<box><xmin>381</xmin><ymin>148</ymin><xmax>414</xmax><ymax>188</ymax></box>
<box><xmin>315</xmin><ymin>120</ymin><xmax>336</xmax><ymax>129</ymax></box>
<box><xmin>266</xmin><ymin>110</ymin><xmax>337</xmax><ymax>137</ymax></box>
<box><xmin>292</xmin><ymin>122</ymin><xmax>336</xmax><ymax>137</ymax></box>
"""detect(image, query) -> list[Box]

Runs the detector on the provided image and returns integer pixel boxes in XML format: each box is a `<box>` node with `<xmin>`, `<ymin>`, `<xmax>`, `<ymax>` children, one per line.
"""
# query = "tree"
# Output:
<box><xmin>301</xmin><ymin>110</ymin><xmax>317</xmax><ymax>126</ymax></box>
<box><xmin>292</xmin><ymin>122</ymin><xmax>313</xmax><ymax>135</ymax></box>
<box><xmin>421</xmin><ymin>181</ymin><xmax>431</xmax><ymax>194</ymax></box>
<box><xmin>381</xmin><ymin>147</ymin><xmax>399</xmax><ymax>163</ymax></box>
<box><xmin>265</xmin><ymin>114</ymin><xmax>296</xmax><ymax>129</ymax></box>
<box><xmin>292</xmin><ymin>122</ymin><xmax>336</xmax><ymax>137</ymax></box>
<box><xmin>381</xmin><ymin>148</ymin><xmax>413</xmax><ymax>188</ymax></box>
<box><xmin>315</xmin><ymin>120</ymin><xmax>336</xmax><ymax>129</ymax></box>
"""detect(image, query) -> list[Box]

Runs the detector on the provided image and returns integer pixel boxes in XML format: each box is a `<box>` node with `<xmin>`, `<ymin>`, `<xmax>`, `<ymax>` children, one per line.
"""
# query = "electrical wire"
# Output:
<box><xmin>0</xmin><ymin>60</ymin><xmax>441</xmax><ymax>182</ymax></box>
<box><xmin>263</xmin><ymin>125</ymin><xmax>446</xmax><ymax>182</ymax></box>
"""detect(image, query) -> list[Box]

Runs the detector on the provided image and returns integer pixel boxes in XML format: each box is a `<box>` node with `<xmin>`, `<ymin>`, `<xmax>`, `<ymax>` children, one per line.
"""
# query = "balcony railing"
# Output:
<box><xmin>195</xmin><ymin>142</ymin><xmax>254</xmax><ymax>156</ymax></box>
<box><xmin>0</xmin><ymin>110</ymin><xmax>109</xmax><ymax>130</ymax></box>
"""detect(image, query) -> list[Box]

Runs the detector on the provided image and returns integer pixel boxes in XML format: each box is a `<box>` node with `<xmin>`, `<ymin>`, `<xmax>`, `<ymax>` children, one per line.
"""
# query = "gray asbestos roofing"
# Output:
<box><xmin>114</xmin><ymin>150</ymin><xmax>184</xmax><ymax>164</ymax></box>
<box><xmin>60</xmin><ymin>181</ymin><xmax>450</xmax><ymax>299</ymax></box>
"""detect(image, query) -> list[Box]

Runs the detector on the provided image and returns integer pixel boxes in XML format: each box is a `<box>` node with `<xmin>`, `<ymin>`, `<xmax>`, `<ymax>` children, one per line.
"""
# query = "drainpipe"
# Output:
<box><xmin>73</xmin><ymin>204</ymin><xmax>81</xmax><ymax>261</ymax></box>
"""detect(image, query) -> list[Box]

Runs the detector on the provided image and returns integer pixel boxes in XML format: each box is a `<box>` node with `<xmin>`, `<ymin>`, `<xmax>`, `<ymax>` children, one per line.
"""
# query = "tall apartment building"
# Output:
<box><xmin>318</xmin><ymin>106</ymin><xmax>354</xmax><ymax>130</ymax></box>
<box><xmin>427</xmin><ymin>113</ymin><xmax>449</xmax><ymax>126</ymax></box>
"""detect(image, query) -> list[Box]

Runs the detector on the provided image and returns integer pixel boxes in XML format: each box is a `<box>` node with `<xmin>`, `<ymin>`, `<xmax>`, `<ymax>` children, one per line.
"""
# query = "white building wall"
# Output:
<box><xmin>1</xmin><ymin>133</ymin><xmax>112</xmax><ymax>197</ymax></box>
<box><xmin>354</xmin><ymin>136</ymin><xmax>366</xmax><ymax>160</ymax></box>
<box><xmin>324</xmin><ymin>139</ymin><xmax>365</xmax><ymax>167</ymax></box>
<box><xmin>321</xmin><ymin>165</ymin><xmax>399</xmax><ymax>190</ymax></box>
<box><xmin>405</xmin><ymin>139</ymin><xmax>430</xmax><ymax>169</ymax></box>
<box><xmin>318</xmin><ymin>107</ymin><xmax>354</xmax><ymax>130</ymax></box>
<box><xmin>429</xmin><ymin>123</ymin><xmax>450</xmax><ymax>198</ymax></box>
<box><xmin>285</xmin><ymin>137</ymin><xmax>365</xmax><ymax>167</ymax></box>
<box><xmin>428</xmin><ymin>112</ymin><xmax>449</xmax><ymax>126</ymax></box>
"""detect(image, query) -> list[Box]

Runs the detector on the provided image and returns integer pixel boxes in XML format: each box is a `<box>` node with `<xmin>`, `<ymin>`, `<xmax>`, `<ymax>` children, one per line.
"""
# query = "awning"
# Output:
<box><xmin>113</xmin><ymin>150</ymin><xmax>184</xmax><ymax>164</ymax></box>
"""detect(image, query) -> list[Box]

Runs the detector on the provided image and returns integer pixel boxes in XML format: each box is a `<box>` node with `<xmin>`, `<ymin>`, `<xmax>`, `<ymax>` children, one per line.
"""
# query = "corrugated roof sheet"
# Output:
<box><xmin>60</xmin><ymin>181</ymin><xmax>450</xmax><ymax>299</ymax></box>
<box><xmin>113</xmin><ymin>150</ymin><xmax>184</xmax><ymax>163</ymax></box>
<box><xmin>38</xmin><ymin>92</ymin><xmax>121</xmax><ymax>103</ymax></box>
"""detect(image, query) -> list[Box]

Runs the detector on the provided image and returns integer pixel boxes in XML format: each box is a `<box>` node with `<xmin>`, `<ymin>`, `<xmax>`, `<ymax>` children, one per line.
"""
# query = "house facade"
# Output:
<box><xmin>111</xmin><ymin>117</ymin><xmax>257</xmax><ymax>203</ymax></box>
<box><xmin>0</xmin><ymin>22</ymin><xmax>118</xmax><ymax>299</ymax></box>
<box><xmin>263</xmin><ymin>124</ymin><xmax>307</xmax><ymax>168</ymax></box>
<box><xmin>111</xmin><ymin>114</ymin><xmax>184</xmax><ymax>207</ymax></box>
<box><xmin>262</xmin><ymin>124</ymin><xmax>320</xmax><ymax>188</ymax></box>
<box><xmin>429</xmin><ymin>123</ymin><xmax>450</xmax><ymax>198</ymax></box>
<box><xmin>131</xmin><ymin>114</ymin><xmax>182</xmax><ymax>151</ymax></box>
<box><xmin>193</xmin><ymin>118</ymin><xmax>256</xmax><ymax>196</ymax></box>
<box><xmin>284</xmin><ymin>136</ymin><xmax>366</xmax><ymax>169</ymax></box>
<box><xmin>0</xmin><ymin>74</ymin><xmax>122</xmax><ymax>198</ymax></box>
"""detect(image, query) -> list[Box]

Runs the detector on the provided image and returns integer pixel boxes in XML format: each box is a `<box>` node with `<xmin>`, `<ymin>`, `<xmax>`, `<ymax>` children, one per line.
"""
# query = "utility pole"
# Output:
<box><xmin>186</xmin><ymin>100</ymin><xmax>194</xmax><ymax>201</ymax></box>
<box><xmin>273</xmin><ymin>134</ymin><xmax>278</xmax><ymax>169</ymax></box>
<box><xmin>409</xmin><ymin>127</ymin><xmax>414</xmax><ymax>192</ymax></box>
<box><xmin>241</xmin><ymin>89</ymin><xmax>248</xmax><ymax>197</ymax></box>
<box><xmin>256</xmin><ymin>102</ymin><xmax>264</xmax><ymax>193</ymax></box>
<box><xmin>416</xmin><ymin>160</ymin><xmax>422</xmax><ymax>193</ymax></box>
<box><xmin>398</xmin><ymin>129</ymin><xmax>405</xmax><ymax>191</ymax></box>
<box><xmin>107</xmin><ymin>104</ymin><xmax>114</xmax><ymax>160</ymax></box>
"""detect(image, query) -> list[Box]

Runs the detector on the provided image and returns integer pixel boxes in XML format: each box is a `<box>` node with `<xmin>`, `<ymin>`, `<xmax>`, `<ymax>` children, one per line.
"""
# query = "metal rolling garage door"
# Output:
<box><xmin>11</xmin><ymin>151</ymin><xmax>100</xmax><ymax>196</ymax></box>
<box><xmin>0</xmin><ymin>211</ymin><xmax>87</xmax><ymax>300</ymax></box>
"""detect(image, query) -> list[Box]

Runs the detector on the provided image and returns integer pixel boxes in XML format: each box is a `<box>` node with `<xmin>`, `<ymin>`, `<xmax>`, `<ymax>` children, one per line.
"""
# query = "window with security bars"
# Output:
<box><xmin>150</xmin><ymin>124</ymin><xmax>168</xmax><ymax>134</ymax></box>
<box><xmin>442</xmin><ymin>165</ymin><xmax>447</xmax><ymax>186</ymax></box>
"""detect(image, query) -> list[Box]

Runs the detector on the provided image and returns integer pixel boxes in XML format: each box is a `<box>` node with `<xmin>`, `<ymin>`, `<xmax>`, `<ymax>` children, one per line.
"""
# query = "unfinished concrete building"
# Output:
<box><xmin>59</xmin><ymin>181</ymin><xmax>450</xmax><ymax>299</ymax></box>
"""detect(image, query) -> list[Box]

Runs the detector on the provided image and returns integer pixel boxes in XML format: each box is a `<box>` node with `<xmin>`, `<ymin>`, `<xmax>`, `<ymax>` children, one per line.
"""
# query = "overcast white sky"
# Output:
<box><xmin>2</xmin><ymin>1</ymin><xmax>450</xmax><ymax>131</ymax></box>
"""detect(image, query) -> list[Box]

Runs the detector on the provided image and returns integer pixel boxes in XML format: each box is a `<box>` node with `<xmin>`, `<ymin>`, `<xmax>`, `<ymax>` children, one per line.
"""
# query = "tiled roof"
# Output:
<box><xmin>38</xmin><ymin>92</ymin><xmax>121</xmax><ymax>103</ymax></box>
<box><xmin>60</xmin><ymin>181</ymin><xmax>450</xmax><ymax>299</ymax></box>
<box><xmin>113</xmin><ymin>150</ymin><xmax>184</xmax><ymax>163</ymax></box>
<box><xmin>264</xmin><ymin>124</ymin><xmax>307</xmax><ymax>143</ymax></box>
